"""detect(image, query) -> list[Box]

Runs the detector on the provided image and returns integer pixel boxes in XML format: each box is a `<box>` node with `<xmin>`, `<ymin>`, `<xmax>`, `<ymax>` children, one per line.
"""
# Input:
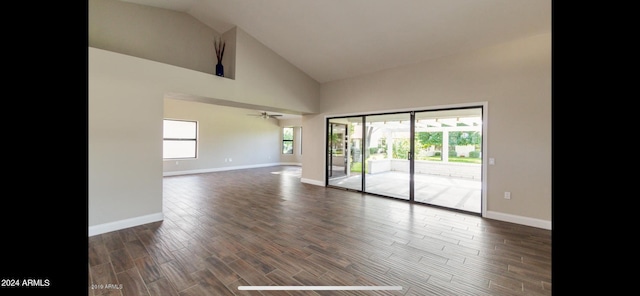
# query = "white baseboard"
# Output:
<box><xmin>484</xmin><ymin>210</ymin><xmax>551</xmax><ymax>230</ymax></box>
<box><xmin>301</xmin><ymin>178</ymin><xmax>324</xmax><ymax>186</ymax></box>
<box><xmin>279</xmin><ymin>162</ymin><xmax>302</xmax><ymax>166</ymax></box>
<box><xmin>163</xmin><ymin>162</ymin><xmax>300</xmax><ymax>176</ymax></box>
<box><xmin>89</xmin><ymin>212</ymin><xmax>164</xmax><ymax>237</ymax></box>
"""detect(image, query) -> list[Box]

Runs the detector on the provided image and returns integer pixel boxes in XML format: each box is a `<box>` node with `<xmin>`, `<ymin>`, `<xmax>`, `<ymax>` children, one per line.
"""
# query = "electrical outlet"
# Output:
<box><xmin>504</xmin><ymin>192</ymin><xmax>511</xmax><ymax>199</ymax></box>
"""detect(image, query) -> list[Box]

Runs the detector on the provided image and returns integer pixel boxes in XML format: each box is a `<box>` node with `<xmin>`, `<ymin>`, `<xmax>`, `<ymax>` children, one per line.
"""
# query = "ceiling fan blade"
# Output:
<box><xmin>246</xmin><ymin>112</ymin><xmax>282</xmax><ymax>119</ymax></box>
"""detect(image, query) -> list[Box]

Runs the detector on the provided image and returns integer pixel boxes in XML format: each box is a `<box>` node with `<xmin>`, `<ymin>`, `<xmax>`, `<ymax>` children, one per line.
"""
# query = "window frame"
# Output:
<box><xmin>282</xmin><ymin>127</ymin><xmax>294</xmax><ymax>154</ymax></box>
<box><xmin>163</xmin><ymin>119</ymin><xmax>198</xmax><ymax>159</ymax></box>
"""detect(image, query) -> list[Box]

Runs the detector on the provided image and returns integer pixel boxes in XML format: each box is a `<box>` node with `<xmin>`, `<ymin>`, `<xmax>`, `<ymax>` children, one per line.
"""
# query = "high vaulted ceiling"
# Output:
<box><xmin>120</xmin><ymin>0</ymin><xmax>551</xmax><ymax>84</ymax></box>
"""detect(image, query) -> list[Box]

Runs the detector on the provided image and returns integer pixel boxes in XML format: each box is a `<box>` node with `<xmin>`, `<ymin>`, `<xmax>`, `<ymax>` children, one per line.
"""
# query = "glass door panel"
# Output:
<box><xmin>413</xmin><ymin>108</ymin><xmax>483</xmax><ymax>213</ymax></box>
<box><xmin>326</xmin><ymin>107</ymin><xmax>483</xmax><ymax>215</ymax></box>
<box><xmin>363</xmin><ymin>113</ymin><xmax>411</xmax><ymax>200</ymax></box>
<box><xmin>328</xmin><ymin>117</ymin><xmax>363</xmax><ymax>191</ymax></box>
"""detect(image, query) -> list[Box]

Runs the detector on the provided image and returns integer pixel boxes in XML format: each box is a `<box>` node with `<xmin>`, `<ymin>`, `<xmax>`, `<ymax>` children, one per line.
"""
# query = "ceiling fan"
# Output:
<box><xmin>247</xmin><ymin>111</ymin><xmax>283</xmax><ymax>119</ymax></box>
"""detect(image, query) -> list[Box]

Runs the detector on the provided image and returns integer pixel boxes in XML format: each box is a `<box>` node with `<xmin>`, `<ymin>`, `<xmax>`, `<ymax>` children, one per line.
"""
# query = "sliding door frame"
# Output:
<box><xmin>324</xmin><ymin>102</ymin><xmax>488</xmax><ymax>216</ymax></box>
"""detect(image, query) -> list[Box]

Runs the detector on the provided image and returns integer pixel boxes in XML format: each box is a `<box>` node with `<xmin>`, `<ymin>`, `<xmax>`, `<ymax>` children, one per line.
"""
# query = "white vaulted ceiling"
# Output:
<box><xmin>120</xmin><ymin>0</ymin><xmax>551</xmax><ymax>84</ymax></box>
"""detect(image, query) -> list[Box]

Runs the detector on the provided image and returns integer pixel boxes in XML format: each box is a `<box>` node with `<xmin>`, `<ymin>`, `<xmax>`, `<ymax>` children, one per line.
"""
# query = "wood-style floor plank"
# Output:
<box><xmin>159</xmin><ymin>260</ymin><xmax>196</xmax><ymax>292</ymax></box>
<box><xmin>90</xmin><ymin>263</ymin><xmax>122</xmax><ymax>296</ymax></box>
<box><xmin>89</xmin><ymin>165</ymin><xmax>551</xmax><ymax>295</ymax></box>
<box><xmin>146</xmin><ymin>278</ymin><xmax>179</xmax><ymax>296</ymax></box>
<box><xmin>183</xmin><ymin>269</ymin><xmax>235</xmax><ymax>296</ymax></box>
<box><xmin>133</xmin><ymin>256</ymin><xmax>165</xmax><ymax>285</ymax></box>
<box><xmin>116</xmin><ymin>268</ymin><xmax>149</xmax><ymax>296</ymax></box>
<box><xmin>202</xmin><ymin>255</ymin><xmax>240</xmax><ymax>285</ymax></box>
<box><xmin>226</xmin><ymin>258</ymin><xmax>277</xmax><ymax>286</ymax></box>
<box><xmin>110</xmin><ymin>248</ymin><xmax>135</xmax><ymax>274</ymax></box>
<box><xmin>89</xmin><ymin>240</ymin><xmax>111</xmax><ymax>267</ymax></box>
<box><xmin>103</xmin><ymin>231</ymin><xmax>126</xmax><ymax>251</ymax></box>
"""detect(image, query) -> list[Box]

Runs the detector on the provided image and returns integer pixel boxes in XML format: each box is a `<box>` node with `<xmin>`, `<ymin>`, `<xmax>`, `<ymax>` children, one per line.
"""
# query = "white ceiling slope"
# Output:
<box><xmin>122</xmin><ymin>0</ymin><xmax>551</xmax><ymax>84</ymax></box>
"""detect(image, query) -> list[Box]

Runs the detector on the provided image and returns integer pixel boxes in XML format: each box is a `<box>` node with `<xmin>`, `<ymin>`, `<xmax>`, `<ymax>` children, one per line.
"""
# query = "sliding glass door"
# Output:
<box><xmin>326</xmin><ymin>107</ymin><xmax>482</xmax><ymax>214</ymax></box>
<box><xmin>327</xmin><ymin>117</ymin><xmax>362</xmax><ymax>191</ymax></box>
<box><xmin>413</xmin><ymin>109</ymin><xmax>483</xmax><ymax>213</ymax></box>
<box><xmin>363</xmin><ymin>113</ymin><xmax>412</xmax><ymax>200</ymax></box>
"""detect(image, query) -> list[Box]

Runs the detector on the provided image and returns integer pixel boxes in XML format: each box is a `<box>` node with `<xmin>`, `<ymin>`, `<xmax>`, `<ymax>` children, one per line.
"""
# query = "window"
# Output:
<box><xmin>282</xmin><ymin>127</ymin><xmax>294</xmax><ymax>154</ymax></box>
<box><xmin>163</xmin><ymin>119</ymin><xmax>197</xmax><ymax>159</ymax></box>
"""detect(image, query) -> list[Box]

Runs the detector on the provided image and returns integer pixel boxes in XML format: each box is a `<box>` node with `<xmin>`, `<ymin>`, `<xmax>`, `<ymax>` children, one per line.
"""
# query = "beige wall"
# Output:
<box><xmin>89</xmin><ymin>49</ymin><xmax>165</xmax><ymax>231</ymax></box>
<box><xmin>303</xmin><ymin>33</ymin><xmax>551</xmax><ymax>226</ymax></box>
<box><xmin>163</xmin><ymin>99</ymin><xmax>284</xmax><ymax>174</ymax></box>
<box><xmin>89</xmin><ymin>0</ymin><xmax>319</xmax><ymax>113</ymax></box>
<box><xmin>89</xmin><ymin>0</ymin><xmax>222</xmax><ymax>75</ymax></box>
<box><xmin>233</xmin><ymin>28</ymin><xmax>320</xmax><ymax>113</ymax></box>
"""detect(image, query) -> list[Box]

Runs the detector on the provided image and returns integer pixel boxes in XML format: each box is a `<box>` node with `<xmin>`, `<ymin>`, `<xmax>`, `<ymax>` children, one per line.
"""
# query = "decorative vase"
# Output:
<box><xmin>216</xmin><ymin>62</ymin><xmax>224</xmax><ymax>77</ymax></box>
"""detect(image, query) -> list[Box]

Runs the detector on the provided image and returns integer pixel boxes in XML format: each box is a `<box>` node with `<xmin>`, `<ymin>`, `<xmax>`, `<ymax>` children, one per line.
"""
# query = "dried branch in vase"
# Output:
<box><xmin>214</xmin><ymin>37</ymin><xmax>226</xmax><ymax>64</ymax></box>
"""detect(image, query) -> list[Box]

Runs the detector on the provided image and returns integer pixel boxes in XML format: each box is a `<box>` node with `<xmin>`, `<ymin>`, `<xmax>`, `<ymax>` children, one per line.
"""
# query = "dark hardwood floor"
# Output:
<box><xmin>89</xmin><ymin>165</ymin><xmax>551</xmax><ymax>295</ymax></box>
